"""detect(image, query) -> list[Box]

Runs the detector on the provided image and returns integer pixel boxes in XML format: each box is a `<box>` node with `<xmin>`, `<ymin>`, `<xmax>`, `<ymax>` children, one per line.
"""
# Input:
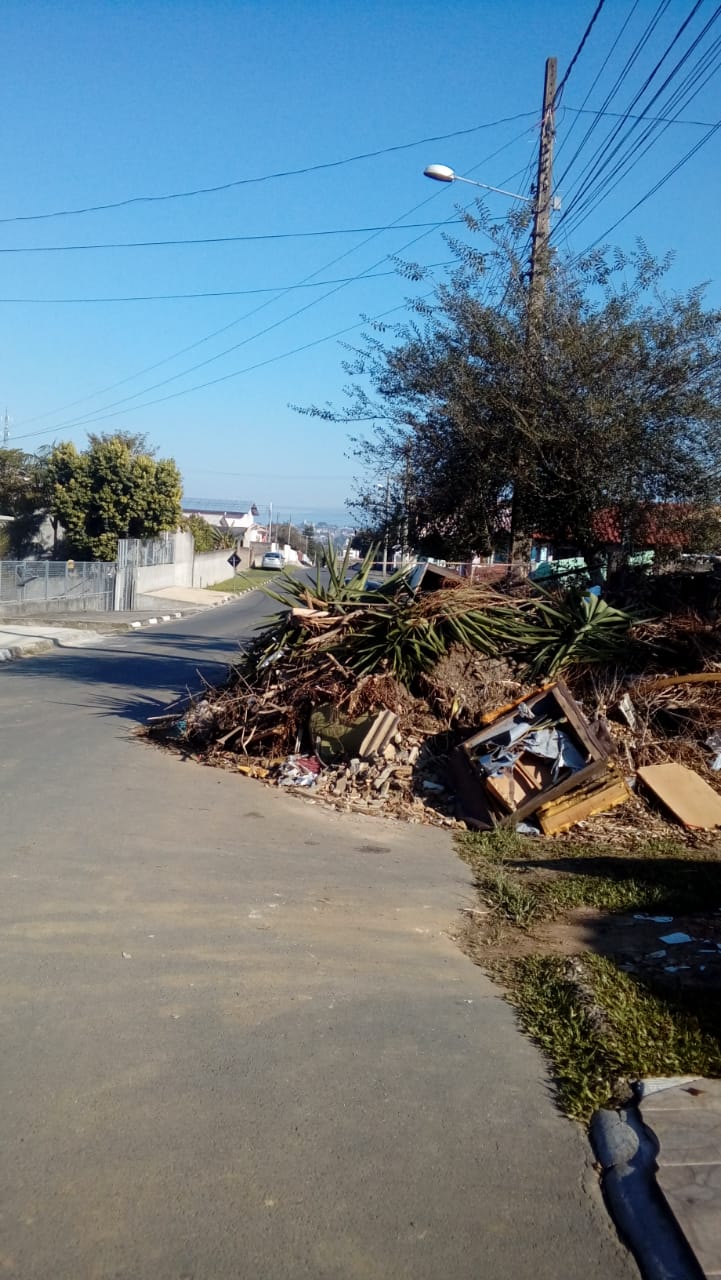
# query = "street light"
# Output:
<box><xmin>423</xmin><ymin>163</ymin><xmax>560</xmax><ymax>209</ymax></box>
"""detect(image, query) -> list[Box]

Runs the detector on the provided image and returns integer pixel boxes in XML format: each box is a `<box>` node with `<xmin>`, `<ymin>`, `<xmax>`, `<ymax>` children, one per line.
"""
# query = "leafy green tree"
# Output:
<box><xmin>297</xmin><ymin>213</ymin><xmax>721</xmax><ymax>571</ymax></box>
<box><xmin>0</xmin><ymin>447</ymin><xmax>52</xmax><ymax>556</ymax></box>
<box><xmin>183</xmin><ymin>513</ymin><xmax>215</xmax><ymax>553</ymax></box>
<box><xmin>47</xmin><ymin>432</ymin><xmax>183</xmax><ymax>560</ymax></box>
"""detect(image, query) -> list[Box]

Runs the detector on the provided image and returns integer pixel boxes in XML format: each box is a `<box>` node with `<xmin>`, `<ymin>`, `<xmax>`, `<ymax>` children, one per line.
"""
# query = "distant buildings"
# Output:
<box><xmin>182</xmin><ymin>499</ymin><xmax>261</xmax><ymax>544</ymax></box>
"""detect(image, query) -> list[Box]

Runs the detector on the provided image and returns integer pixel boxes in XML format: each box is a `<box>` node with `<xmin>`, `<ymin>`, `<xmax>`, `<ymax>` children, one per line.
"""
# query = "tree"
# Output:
<box><xmin>0</xmin><ymin>447</ymin><xmax>51</xmax><ymax>556</ymax></box>
<box><xmin>297</xmin><ymin>213</ymin><xmax>721</xmax><ymax>571</ymax></box>
<box><xmin>47</xmin><ymin>432</ymin><xmax>183</xmax><ymax>560</ymax></box>
<box><xmin>183</xmin><ymin>513</ymin><xmax>216</xmax><ymax>553</ymax></box>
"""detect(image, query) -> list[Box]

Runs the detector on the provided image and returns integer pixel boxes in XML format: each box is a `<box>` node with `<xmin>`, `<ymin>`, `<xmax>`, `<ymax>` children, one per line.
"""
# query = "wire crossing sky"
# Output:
<box><xmin>1</xmin><ymin>0</ymin><xmax>719</xmax><ymax>515</ymax></box>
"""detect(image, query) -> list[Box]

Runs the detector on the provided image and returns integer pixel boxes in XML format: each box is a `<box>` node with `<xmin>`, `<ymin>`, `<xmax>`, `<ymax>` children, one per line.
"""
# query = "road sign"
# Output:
<box><xmin>227</xmin><ymin>553</ymin><xmax>241</xmax><ymax>568</ymax></box>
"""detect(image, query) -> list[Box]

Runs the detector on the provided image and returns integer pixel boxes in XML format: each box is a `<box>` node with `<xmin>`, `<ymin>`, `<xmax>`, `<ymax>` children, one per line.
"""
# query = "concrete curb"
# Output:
<box><xmin>0</xmin><ymin>639</ymin><xmax>56</xmax><ymax>662</ymax></box>
<box><xmin>0</xmin><ymin>577</ymin><xmax>276</xmax><ymax>661</ymax></box>
<box><xmin>590</xmin><ymin>1106</ymin><xmax>704</xmax><ymax>1280</ymax></box>
<box><xmin>130</xmin><ymin>611</ymin><xmax>184</xmax><ymax>629</ymax></box>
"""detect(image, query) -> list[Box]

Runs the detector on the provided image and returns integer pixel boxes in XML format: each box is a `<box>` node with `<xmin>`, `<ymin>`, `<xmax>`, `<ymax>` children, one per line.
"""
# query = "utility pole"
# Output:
<box><xmin>510</xmin><ymin>55</ymin><xmax>557</xmax><ymax>573</ymax></box>
<box><xmin>382</xmin><ymin>473</ymin><xmax>391</xmax><ymax>577</ymax></box>
<box><xmin>527</xmin><ymin>56</ymin><xmax>557</xmax><ymax>339</ymax></box>
<box><xmin>2</xmin><ymin>409</ymin><xmax>9</xmax><ymax>447</ymax></box>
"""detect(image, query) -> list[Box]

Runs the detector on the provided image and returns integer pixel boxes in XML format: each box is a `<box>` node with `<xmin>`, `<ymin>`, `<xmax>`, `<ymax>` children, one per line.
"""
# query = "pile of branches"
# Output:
<box><xmin>151</xmin><ymin>549</ymin><xmax>641</xmax><ymax>762</ymax></box>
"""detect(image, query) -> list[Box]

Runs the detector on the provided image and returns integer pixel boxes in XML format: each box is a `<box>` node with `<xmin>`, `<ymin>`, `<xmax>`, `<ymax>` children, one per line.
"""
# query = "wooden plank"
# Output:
<box><xmin>637</xmin><ymin>763</ymin><xmax>721</xmax><ymax>830</ymax></box>
<box><xmin>638</xmin><ymin>672</ymin><xmax>721</xmax><ymax>692</ymax></box>
<box><xmin>538</xmin><ymin>769</ymin><xmax>630</xmax><ymax>835</ymax></box>
<box><xmin>485</xmin><ymin>761</ymin><xmax>541</xmax><ymax>812</ymax></box>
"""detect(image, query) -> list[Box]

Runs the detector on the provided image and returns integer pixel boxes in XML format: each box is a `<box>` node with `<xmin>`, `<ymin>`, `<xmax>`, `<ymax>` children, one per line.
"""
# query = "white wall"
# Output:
<box><xmin>192</xmin><ymin>548</ymin><xmax>240</xmax><ymax>588</ymax></box>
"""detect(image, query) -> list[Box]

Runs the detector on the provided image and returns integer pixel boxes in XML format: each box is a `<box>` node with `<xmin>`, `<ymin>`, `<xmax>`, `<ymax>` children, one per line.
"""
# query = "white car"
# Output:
<box><xmin>261</xmin><ymin>551</ymin><xmax>285</xmax><ymax>570</ymax></box>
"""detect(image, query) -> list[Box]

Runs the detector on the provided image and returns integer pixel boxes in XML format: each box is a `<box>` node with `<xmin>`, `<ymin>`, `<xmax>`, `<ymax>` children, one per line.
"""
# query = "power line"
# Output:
<box><xmin>0</xmin><ymin>219</ymin><xmax>463</xmax><ymax>255</ymax></box>
<box><xmin>14</xmin><ymin>123</ymin><xmax>536</xmax><ymax>434</ymax></box>
<box><xmin>575</xmin><ymin>114</ymin><xmax>721</xmax><ymax>253</ymax></box>
<box><xmin>15</xmin><ymin>217</ymin><xmax>466</xmax><ymax>439</ymax></box>
<box><xmin>554</xmin><ymin>1</ymin><xmax>643</xmax><ymax>164</ymax></box>
<box><xmin>553</xmin><ymin>1</ymin><xmax>674</xmax><ymax>195</ymax></box>
<box><xmin>555</xmin><ymin>0</ymin><xmax>609</xmax><ymax>105</ymax></box>
<box><xmin>9</xmin><ymin>290</ymin><xmax>437</xmax><ymax>445</ymax></box>
<box><xmin>553</xmin><ymin>1</ymin><xmax>721</xmax><ymax>238</ymax></box>
<box><xmin>0</xmin><ymin>111</ymin><xmax>537</xmax><ymax>226</ymax></box>
<box><xmin>563</xmin><ymin>102</ymin><xmax>717</xmax><ymax>127</ymax></box>
<box><xmin>558</xmin><ymin>34</ymin><xmax>721</xmax><ymax>239</ymax></box>
<box><xmin>0</xmin><ymin>263</ymin><xmax>455</xmax><ymax>304</ymax></box>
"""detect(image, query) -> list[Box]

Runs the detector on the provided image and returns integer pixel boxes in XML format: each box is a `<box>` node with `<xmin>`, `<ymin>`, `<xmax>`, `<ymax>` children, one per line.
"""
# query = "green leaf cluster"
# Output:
<box><xmin>258</xmin><ymin>552</ymin><xmax>637</xmax><ymax>689</ymax></box>
<box><xmin>47</xmin><ymin>431</ymin><xmax>183</xmax><ymax>561</ymax></box>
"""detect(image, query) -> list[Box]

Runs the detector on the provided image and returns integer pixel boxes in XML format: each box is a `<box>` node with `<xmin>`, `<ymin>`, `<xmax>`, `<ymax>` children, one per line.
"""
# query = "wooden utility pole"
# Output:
<box><xmin>528</xmin><ymin>56</ymin><xmax>557</xmax><ymax>337</ymax></box>
<box><xmin>509</xmin><ymin>55</ymin><xmax>557</xmax><ymax>573</ymax></box>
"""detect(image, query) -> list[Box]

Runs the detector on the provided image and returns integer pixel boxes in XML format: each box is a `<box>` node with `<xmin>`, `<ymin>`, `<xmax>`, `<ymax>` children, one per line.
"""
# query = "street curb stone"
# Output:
<box><xmin>0</xmin><ymin>639</ymin><xmax>56</xmax><ymax>662</ymax></box>
<box><xmin>591</xmin><ymin>1106</ymin><xmax>705</xmax><ymax>1280</ymax></box>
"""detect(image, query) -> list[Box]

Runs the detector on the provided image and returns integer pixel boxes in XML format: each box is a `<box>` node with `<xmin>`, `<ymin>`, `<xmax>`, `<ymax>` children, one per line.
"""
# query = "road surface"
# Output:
<box><xmin>0</xmin><ymin>592</ymin><xmax>637</xmax><ymax>1279</ymax></box>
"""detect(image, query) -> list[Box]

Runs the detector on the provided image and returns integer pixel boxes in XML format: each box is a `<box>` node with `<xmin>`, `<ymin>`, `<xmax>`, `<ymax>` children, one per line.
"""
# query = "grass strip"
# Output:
<box><xmin>210</xmin><ymin>570</ymin><xmax>272</xmax><ymax>593</ymax></box>
<box><xmin>459</xmin><ymin>828</ymin><xmax>721</xmax><ymax>919</ymax></box>
<box><xmin>499</xmin><ymin>953</ymin><xmax>721</xmax><ymax>1121</ymax></box>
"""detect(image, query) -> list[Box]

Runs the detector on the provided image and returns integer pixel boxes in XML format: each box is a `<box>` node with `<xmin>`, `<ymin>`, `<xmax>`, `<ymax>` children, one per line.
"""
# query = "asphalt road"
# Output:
<box><xmin>0</xmin><ymin>593</ymin><xmax>638</xmax><ymax>1279</ymax></box>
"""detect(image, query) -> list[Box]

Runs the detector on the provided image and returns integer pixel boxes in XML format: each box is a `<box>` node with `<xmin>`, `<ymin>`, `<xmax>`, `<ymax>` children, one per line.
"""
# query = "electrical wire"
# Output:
<box><xmin>573</xmin><ymin>115</ymin><xmax>721</xmax><ymax>255</ymax></box>
<box><xmin>555</xmin><ymin>0</ymin><xmax>609</xmax><ymax>106</ymax></box>
<box><xmin>0</xmin><ymin>263</ymin><xmax>455</xmax><ymax>304</ymax></box>
<box><xmin>14</xmin><ymin>214</ymin><xmax>470</xmax><ymax>438</ymax></box>
<box><xmin>0</xmin><ymin>111</ymin><xmax>537</xmax><ymax>226</ymax></box>
<box><xmin>554</xmin><ymin>1</ymin><xmax>642</xmax><ymax>164</ymax></box>
<box><xmin>0</xmin><ymin>220</ymin><xmax>462</xmax><ymax>254</ymax></box>
<box><xmin>557</xmin><ymin>32</ymin><xmax>721</xmax><ymax>238</ymax></box>
<box><xmin>13</xmin><ymin>123</ymin><xmax>536</xmax><ymax>435</ymax></box>
<box><xmin>563</xmin><ymin>102</ymin><xmax>717</xmax><ymax>127</ymax></box>
<box><xmin>553</xmin><ymin>1</ymin><xmax>721</xmax><ymax>239</ymax></box>
<box><xmin>553</xmin><ymin>0</ymin><xmax>674</xmax><ymax>195</ymax></box>
<box><xmin>9</xmin><ymin>290</ymin><xmax>436</xmax><ymax>445</ymax></box>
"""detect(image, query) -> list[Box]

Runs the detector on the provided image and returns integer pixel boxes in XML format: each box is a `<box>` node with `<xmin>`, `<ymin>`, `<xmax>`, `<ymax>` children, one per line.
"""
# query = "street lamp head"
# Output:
<box><xmin>423</xmin><ymin>164</ymin><xmax>456</xmax><ymax>183</ymax></box>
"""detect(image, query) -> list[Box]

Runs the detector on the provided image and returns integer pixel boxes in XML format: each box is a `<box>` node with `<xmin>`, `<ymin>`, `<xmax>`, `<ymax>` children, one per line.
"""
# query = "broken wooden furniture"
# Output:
<box><xmin>451</xmin><ymin>680</ymin><xmax>621</xmax><ymax>832</ymax></box>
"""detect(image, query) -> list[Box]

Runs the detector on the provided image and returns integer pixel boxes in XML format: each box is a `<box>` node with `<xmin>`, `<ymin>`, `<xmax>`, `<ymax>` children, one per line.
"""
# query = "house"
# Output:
<box><xmin>182</xmin><ymin>500</ymin><xmax>260</xmax><ymax>545</ymax></box>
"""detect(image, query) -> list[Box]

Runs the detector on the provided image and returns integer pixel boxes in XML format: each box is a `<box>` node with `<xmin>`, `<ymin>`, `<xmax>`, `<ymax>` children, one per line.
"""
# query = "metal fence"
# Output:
<box><xmin>128</xmin><ymin>533</ymin><xmax>176</xmax><ymax>568</ymax></box>
<box><xmin>114</xmin><ymin>534</ymin><xmax>176</xmax><ymax>611</ymax></box>
<box><xmin>0</xmin><ymin>559</ymin><xmax>116</xmax><ymax>613</ymax></box>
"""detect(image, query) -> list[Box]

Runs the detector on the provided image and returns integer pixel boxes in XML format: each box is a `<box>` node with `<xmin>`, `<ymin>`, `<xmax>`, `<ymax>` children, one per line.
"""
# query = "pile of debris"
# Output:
<box><xmin>147</xmin><ymin>550</ymin><xmax>721</xmax><ymax>838</ymax></box>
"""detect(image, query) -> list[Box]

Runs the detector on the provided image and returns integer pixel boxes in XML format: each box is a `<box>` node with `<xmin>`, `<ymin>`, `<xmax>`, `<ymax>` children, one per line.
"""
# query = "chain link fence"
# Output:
<box><xmin>0</xmin><ymin>560</ymin><xmax>116</xmax><ymax>613</ymax></box>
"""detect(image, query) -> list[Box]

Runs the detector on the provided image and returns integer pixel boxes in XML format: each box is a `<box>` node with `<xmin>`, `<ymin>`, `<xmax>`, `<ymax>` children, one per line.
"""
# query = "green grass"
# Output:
<box><xmin>210</xmin><ymin>569</ymin><xmax>272</xmax><ymax>593</ymax></box>
<box><xmin>501</xmin><ymin>953</ymin><xmax>721</xmax><ymax>1121</ymax></box>
<box><xmin>456</xmin><ymin>826</ymin><xmax>721</xmax><ymax>1119</ymax></box>
<box><xmin>458</xmin><ymin>828</ymin><xmax>721</xmax><ymax>918</ymax></box>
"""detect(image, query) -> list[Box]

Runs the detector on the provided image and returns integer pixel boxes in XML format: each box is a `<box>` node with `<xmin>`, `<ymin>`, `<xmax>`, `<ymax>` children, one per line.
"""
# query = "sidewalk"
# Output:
<box><xmin>0</xmin><ymin>621</ymin><xmax>113</xmax><ymax>659</ymax></box>
<box><xmin>0</xmin><ymin>596</ymin><xmax>233</xmax><ymax>660</ymax></box>
<box><xmin>593</xmin><ymin>1078</ymin><xmax>721</xmax><ymax>1279</ymax></box>
<box><xmin>0</xmin><ymin>609</ymin><xmax>188</xmax><ymax>659</ymax></box>
<box><xmin>640</xmin><ymin>1077</ymin><xmax>721</xmax><ymax>1278</ymax></box>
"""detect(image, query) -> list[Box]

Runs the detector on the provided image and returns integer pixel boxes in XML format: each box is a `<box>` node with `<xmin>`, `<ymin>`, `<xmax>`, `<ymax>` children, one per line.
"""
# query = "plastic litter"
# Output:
<box><xmin>707</xmin><ymin>730</ymin><xmax>721</xmax><ymax>771</ymax></box>
<box><xmin>277</xmin><ymin>755</ymin><xmax>321</xmax><ymax>787</ymax></box>
<box><xmin>659</xmin><ymin>932</ymin><xmax>693</xmax><ymax>945</ymax></box>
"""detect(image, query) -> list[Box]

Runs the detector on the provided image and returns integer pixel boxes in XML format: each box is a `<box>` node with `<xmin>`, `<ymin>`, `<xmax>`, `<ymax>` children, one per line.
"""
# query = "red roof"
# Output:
<box><xmin>592</xmin><ymin>505</ymin><xmax>694</xmax><ymax>548</ymax></box>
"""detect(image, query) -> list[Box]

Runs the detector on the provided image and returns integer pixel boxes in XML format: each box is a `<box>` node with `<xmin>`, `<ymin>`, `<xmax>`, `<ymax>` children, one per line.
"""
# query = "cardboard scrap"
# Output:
<box><xmin>637</xmin><ymin>762</ymin><xmax>721</xmax><ymax>830</ymax></box>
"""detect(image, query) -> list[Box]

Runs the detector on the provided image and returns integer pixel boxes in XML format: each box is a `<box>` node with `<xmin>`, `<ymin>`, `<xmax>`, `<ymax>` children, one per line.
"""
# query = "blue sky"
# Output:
<box><xmin>2</xmin><ymin>0</ymin><xmax>719</xmax><ymax>522</ymax></box>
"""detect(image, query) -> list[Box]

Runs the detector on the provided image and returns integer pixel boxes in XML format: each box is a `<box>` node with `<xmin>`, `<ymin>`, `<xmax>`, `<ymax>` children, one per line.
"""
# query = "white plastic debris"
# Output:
<box><xmin>706</xmin><ymin>730</ymin><xmax>721</xmax><ymax>771</ymax></box>
<box><xmin>660</xmin><ymin>932</ymin><xmax>693</xmax><ymax>945</ymax></box>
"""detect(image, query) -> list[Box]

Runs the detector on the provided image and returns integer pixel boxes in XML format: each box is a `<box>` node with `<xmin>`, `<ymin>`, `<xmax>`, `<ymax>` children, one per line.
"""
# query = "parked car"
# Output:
<box><xmin>261</xmin><ymin>551</ymin><xmax>285</xmax><ymax>570</ymax></box>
